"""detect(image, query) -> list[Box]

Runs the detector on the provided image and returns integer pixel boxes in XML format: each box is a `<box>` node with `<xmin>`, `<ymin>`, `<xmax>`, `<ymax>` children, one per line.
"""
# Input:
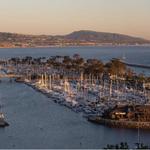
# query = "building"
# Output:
<box><xmin>107</xmin><ymin>105</ymin><xmax>150</xmax><ymax>122</ymax></box>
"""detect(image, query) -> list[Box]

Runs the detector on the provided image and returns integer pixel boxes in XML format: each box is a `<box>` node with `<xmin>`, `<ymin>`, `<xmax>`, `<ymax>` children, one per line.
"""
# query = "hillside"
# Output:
<box><xmin>0</xmin><ymin>30</ymin><xmax>150</xmax><ymax>48</ymax></box>
<box><xmin>65</xmin><ymin>30</ymin><xmax>150</xmax><ymax>44</ymax></box>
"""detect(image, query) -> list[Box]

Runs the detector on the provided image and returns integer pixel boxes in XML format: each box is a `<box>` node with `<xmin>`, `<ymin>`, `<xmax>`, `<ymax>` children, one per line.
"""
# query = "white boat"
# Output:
<box><xmin>0</xmin><ymin>112</ymin><xmax>9</xmax><ymax>127</ymax></box>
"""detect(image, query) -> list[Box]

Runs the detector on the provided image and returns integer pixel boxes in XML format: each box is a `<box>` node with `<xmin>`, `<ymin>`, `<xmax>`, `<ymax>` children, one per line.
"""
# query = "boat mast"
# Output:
<box><xmin>49</xmin><ymin>75</ymin><xmax>52</xmax><ymax>90</ymax></box>
<box><xmin>138</xmin><ymin>115</ymin><xmax>140</xmax><ymax>144</ymax></box>
<box><xmin>109</xmin><ymin>79</ymin><xmax>112</xmax><ymax>100</ymax></box>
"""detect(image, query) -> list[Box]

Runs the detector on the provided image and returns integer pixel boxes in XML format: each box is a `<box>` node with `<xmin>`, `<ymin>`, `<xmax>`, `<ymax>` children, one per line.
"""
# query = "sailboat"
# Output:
<box><xmin>122</xmin><ymin>52</ymin><xmax>126</xmax><ymax>61</ymax></box>
<box><xmin>0</xmin><ymin>106</ymin><xmax>9</xmax><ymax>127</ymax></box>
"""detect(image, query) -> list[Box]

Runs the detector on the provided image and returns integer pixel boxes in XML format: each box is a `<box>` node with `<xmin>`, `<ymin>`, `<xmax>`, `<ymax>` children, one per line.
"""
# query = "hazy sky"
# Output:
<box><xmin>0</xmin><ymin>0</ymin><xmax>150</xmax><ymax>39</ymax></box>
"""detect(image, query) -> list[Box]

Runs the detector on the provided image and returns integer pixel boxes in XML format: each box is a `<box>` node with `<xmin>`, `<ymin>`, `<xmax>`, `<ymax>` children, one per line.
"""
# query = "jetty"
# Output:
<box><xmin>125</xmin><ymin>62</ymin><xmax>150</xmax><ymax>69</ymax></box>
<box><xmin>120</xmin><ymin>60</ymin><xmax>150</xmax><ymax>69</ymax></box>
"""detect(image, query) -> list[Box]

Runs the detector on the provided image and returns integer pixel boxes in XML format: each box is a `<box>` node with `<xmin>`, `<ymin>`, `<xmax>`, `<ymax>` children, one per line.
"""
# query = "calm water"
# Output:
<box><xmin>0</xmin><ymin>79</ymin><xmax>150</xmax><ymax>149</ymax></box>
<box><xmin>0</xmin><ymin>46</ymin><xmax>150</xmax><ymax>64</ymax></box>
<box><xmin>0</xmin><ymin>46</ymin><xmax>150</xmax><ymax>75</ymax></box>
<box><xmin>0</xmin><ymin>47</ymin><xmax>150</xmax><ymax>148</ymax></box>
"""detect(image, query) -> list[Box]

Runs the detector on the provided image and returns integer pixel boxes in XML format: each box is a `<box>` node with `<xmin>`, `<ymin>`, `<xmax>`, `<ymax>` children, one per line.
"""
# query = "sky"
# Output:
<box><xmin>0</xmin><ymin>0</ymin><xmax>150</xmax><ymax>39</ymax></box>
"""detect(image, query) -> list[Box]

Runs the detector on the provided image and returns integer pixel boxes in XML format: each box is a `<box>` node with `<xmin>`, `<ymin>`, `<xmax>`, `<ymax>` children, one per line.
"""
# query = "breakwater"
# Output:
<box><xmin>123</xmin><ymin>62</ymin><xmax>150</xmax><ymax>69</ymax></box>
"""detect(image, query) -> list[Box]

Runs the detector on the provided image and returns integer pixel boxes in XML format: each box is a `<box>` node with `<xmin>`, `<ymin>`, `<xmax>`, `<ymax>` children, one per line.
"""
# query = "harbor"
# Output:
<box><xmin>0</xmin><ymin>0</ymin><xmax>150</xmax><ymax>148</ymax></box>
<box><xmin>0</xmin><ymin>54</ymin><xmax>150</xmax><ymax>129</ymax></box>
<box><xmin>0</xmin><ymin>47</ymin><xmax>150</xmax><ymax>148</ymax></box>
<box><xmin>1</xmin><ymin>78</ymin><xmax>150</xmax><ymax>149</ymax></box>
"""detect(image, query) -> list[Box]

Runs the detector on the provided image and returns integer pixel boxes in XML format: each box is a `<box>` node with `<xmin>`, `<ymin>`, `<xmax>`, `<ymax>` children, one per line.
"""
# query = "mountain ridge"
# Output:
<box><xmin>0</xmin><ymin>30</ymin><xmax>150</xmax><ymax>48</ymax></box>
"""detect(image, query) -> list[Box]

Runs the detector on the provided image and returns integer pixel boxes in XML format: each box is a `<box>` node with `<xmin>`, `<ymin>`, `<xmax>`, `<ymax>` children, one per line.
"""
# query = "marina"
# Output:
<box><xmin>0</xmin><ymin>47</ymin><xmax>150</xmax><ymax>148</ymax></box>
<box><xmin>0</xmin><ymin>52</ymin><xmax>150</xmax><ymax>129</ymax></box>
<box><xmin>1</xmin><ymin>78</ymin><xmax>150</xmax><ymax>149</ymax></box>
<box><xmin>0</xmin><ymin>0</ymin><xmax>150</xmax><ymax>148</ymax></box>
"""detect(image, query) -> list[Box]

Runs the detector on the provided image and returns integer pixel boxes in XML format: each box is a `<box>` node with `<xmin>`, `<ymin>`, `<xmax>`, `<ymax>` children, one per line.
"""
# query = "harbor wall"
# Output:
<box><xmin>97</xmin><ymin>118</ymin><xmax>150</xmax><ymax>129</ymax></box>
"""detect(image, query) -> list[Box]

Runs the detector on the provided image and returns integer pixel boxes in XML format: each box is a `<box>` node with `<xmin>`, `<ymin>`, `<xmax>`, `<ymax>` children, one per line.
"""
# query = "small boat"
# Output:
<box><xmin>0</xmin><ymin>113</ymin><xmax>9</xmax><ymax>127</ymax></box>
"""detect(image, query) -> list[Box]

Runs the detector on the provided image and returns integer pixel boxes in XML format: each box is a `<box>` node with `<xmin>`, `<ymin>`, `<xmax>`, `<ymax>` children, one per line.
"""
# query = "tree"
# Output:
<box><xmin>84</xmin><ymin>59</ymin><xmax>104</xmax><ymax>77</ymax></box>
<box><xmin>105</xmin><ymin>58</ymin><xmax>126</xmax><ymax>77</ymax></box>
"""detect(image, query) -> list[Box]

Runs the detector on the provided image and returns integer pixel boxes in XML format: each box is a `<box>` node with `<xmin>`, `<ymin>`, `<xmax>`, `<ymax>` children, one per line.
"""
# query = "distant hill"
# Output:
<box><xmin>65</xmin><ymin>30</ymin><xmax>150</xmax><ymax>44</ymax></box>
<box><xmin>0</xmin><ymin>30</ymin><xmax>150</xmax><ymax>48</ymax></box>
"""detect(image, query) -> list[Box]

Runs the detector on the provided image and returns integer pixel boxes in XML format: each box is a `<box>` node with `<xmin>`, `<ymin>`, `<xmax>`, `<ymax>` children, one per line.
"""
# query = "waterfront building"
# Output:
<box><xmin>108</xmin><ymin>105</ymin><xmax>150</xmax><ymax>122</ymax></box>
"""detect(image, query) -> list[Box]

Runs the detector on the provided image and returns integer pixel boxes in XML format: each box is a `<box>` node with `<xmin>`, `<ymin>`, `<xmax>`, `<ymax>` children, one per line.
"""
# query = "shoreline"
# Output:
<box><xmin>0</xmin><ymin>44</ymin><xmax>150</xmax><ymax>49</ymax></box>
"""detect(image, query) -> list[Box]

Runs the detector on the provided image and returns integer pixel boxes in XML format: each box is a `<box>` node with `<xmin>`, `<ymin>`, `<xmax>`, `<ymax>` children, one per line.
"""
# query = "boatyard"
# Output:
<box><xmin>0</xmin><ymin>55</ymin><xmax>150</xmax><ymax>129</ymax></box>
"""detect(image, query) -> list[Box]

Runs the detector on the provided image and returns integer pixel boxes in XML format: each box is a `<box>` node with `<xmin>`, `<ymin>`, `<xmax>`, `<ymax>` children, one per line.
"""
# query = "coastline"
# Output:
<box><xmin>0</xmin><ymin>44</ymin><xmax>150</xmax><ymax>49</ymax></box>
